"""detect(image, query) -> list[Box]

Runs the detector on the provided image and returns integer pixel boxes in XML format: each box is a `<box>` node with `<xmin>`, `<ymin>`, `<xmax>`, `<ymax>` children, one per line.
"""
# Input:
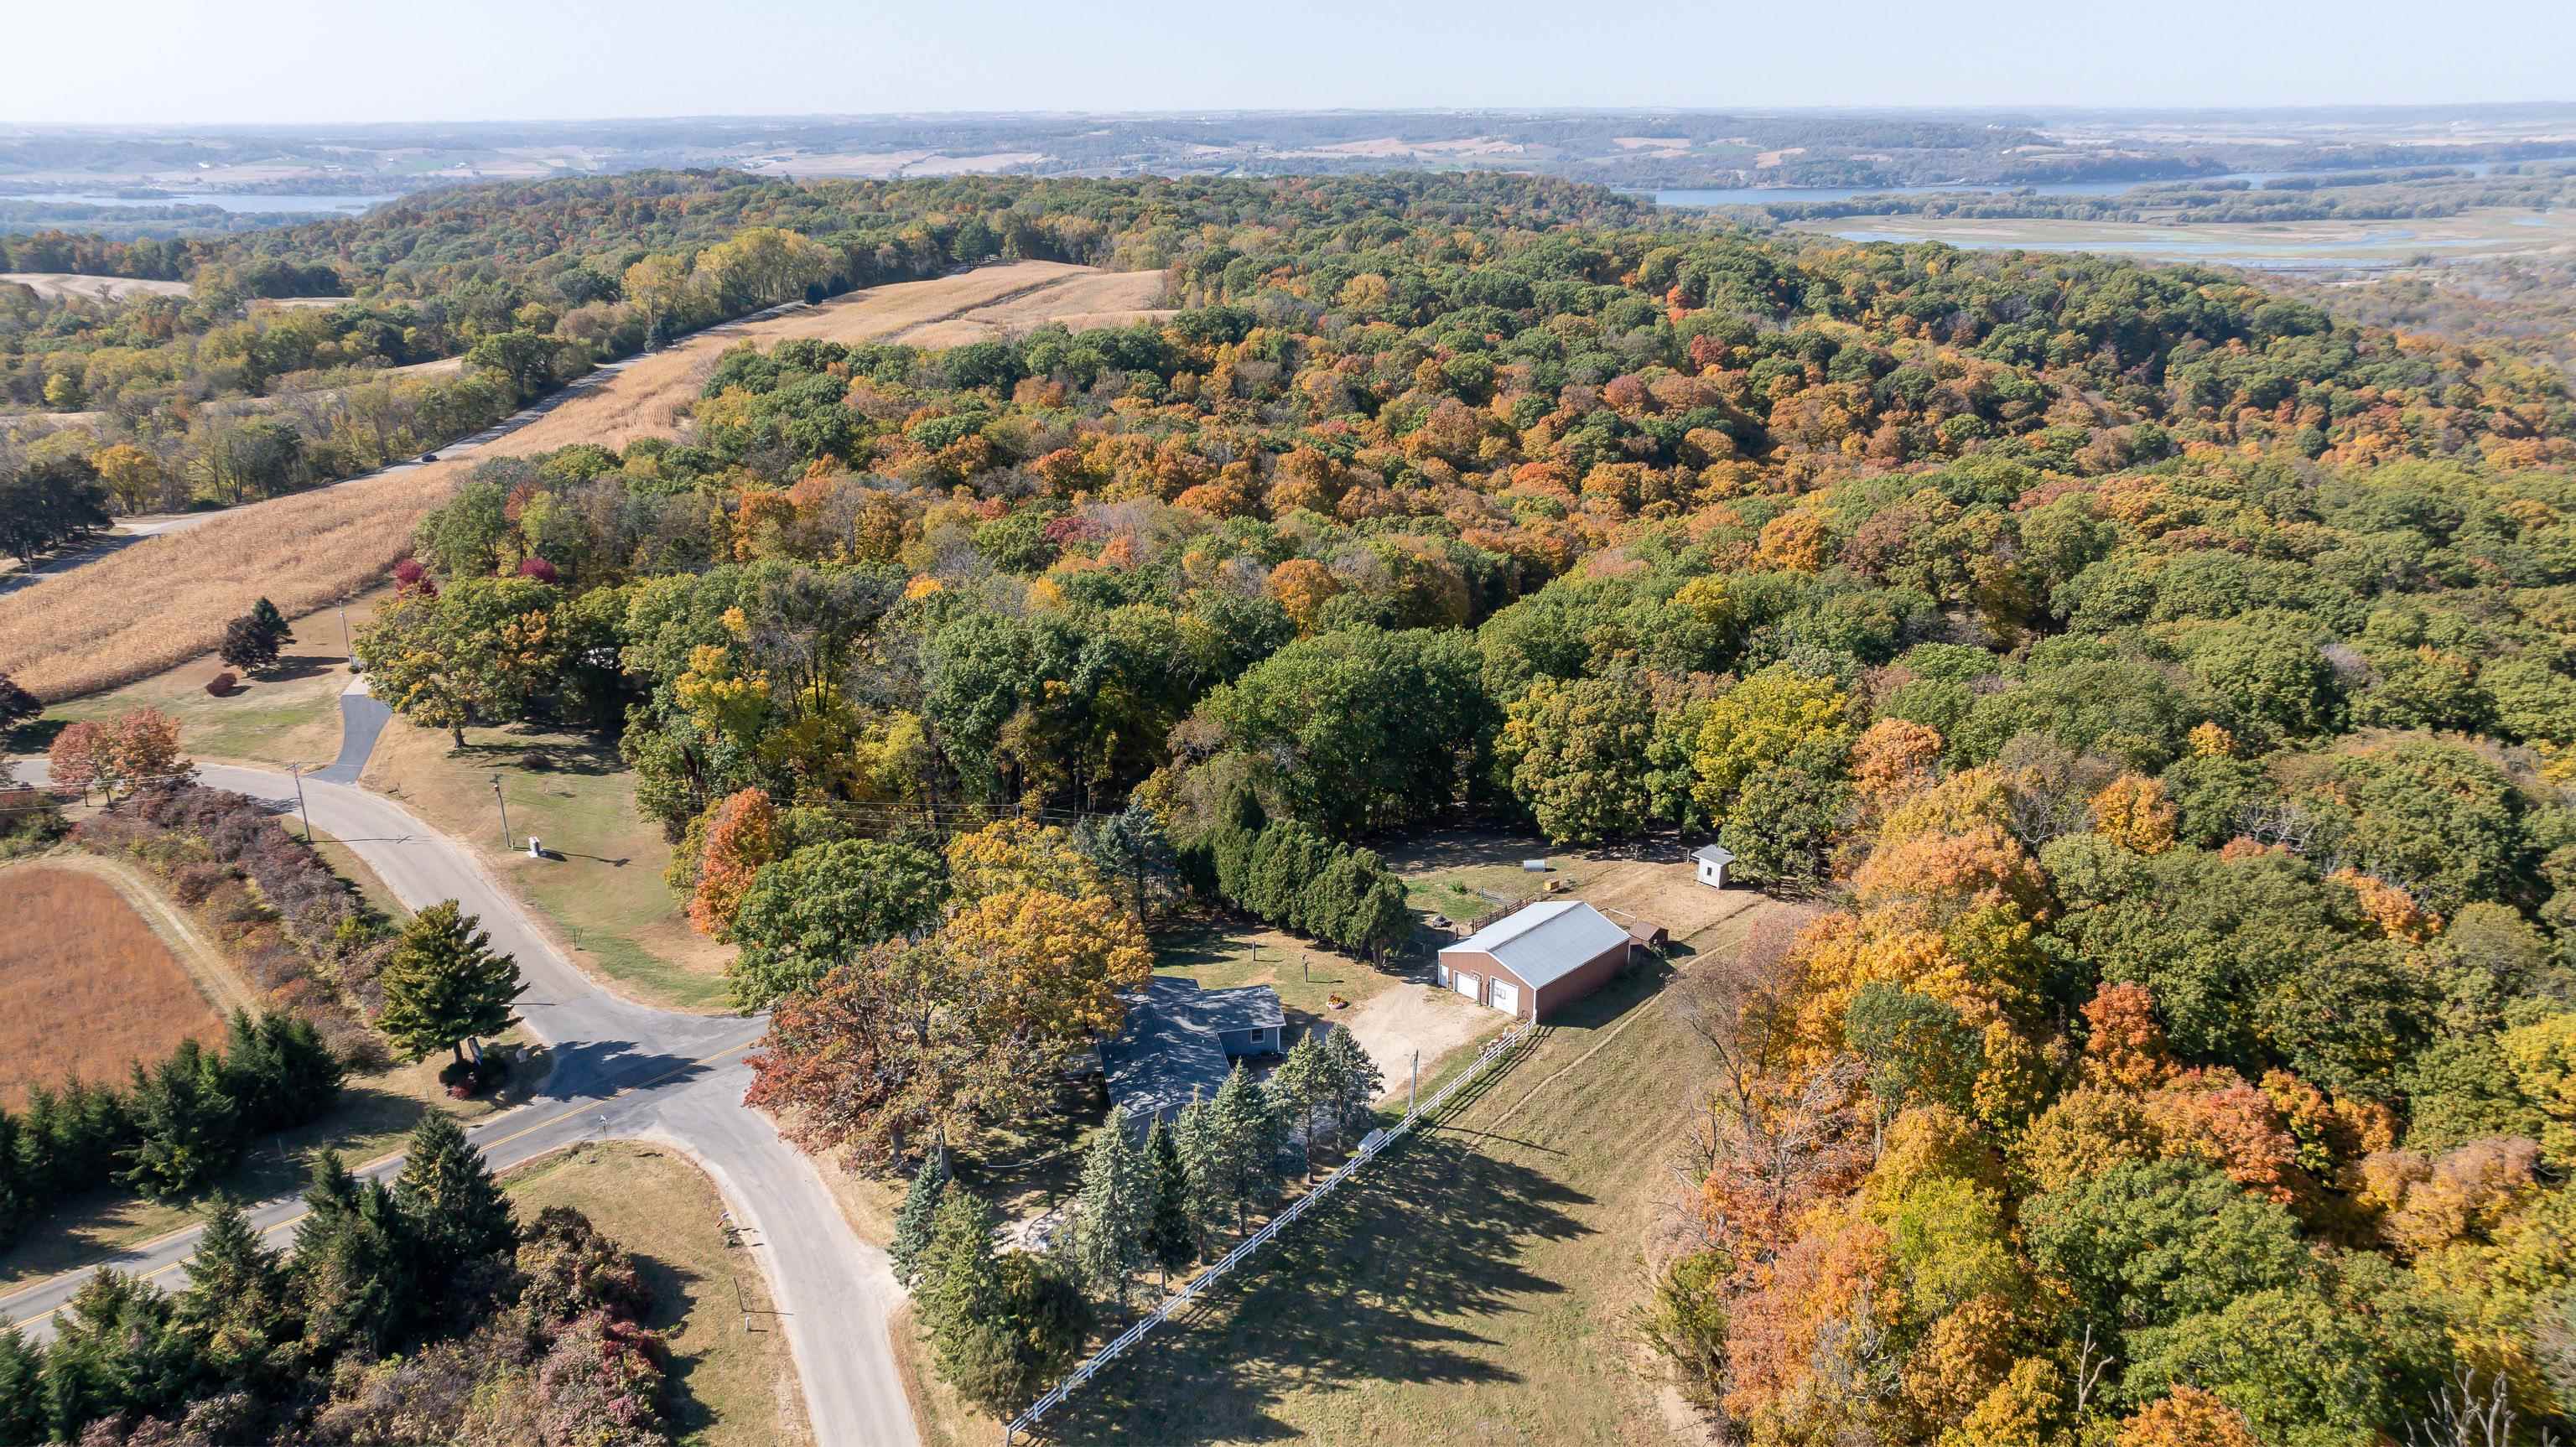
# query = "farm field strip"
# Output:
<box><xmin>0</xmin><ymin>861</ymin><xmax>226</xmax><ymax>1107</ymax></box>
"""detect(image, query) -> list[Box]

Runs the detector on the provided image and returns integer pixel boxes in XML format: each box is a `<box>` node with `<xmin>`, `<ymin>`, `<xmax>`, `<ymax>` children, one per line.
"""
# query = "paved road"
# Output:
<box><xmin>2</xmin><ymin>732</ymin><xmax>916</xmax><ymax>1446</ymax></box>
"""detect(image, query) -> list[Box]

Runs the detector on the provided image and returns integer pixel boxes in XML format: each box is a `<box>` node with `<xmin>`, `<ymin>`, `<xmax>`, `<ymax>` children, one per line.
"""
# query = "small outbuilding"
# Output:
<box><xmin>1436</xmin><ymin>900</ymin><xmax>1630</xmax><ymax>1021</ymax></box>
<box><xmin>1692</xmin><ymin>844</ymin><xmax>1735</xmax><ymax>889</ymax></box>
<box><xmin>1627</xmin><ymin>918</ymin><xmax>1670</xmax><ymax>952</ymax></box>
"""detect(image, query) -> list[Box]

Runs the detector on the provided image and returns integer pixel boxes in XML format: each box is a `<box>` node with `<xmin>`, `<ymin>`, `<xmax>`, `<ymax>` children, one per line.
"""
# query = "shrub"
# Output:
<box><xmin>206</xmin><ymin>672</ymin><xmax>238</xmax><ymax>697</ymax></box>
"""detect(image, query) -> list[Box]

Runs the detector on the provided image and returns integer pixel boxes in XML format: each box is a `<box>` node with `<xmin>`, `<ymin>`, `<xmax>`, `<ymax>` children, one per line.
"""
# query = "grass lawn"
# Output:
<box><xmin>361</xmin><ymin>714</ymin><xmax>733</xmax><ymax>1012</ymax></box>
<box><xmin>964</xmin><ymin>903</ymin><xmax>1779</xmax><ymax>1447</ymax></box>
<box><xmin>25</xmin><ymin>587</ymin><xmax>390</xmax><ymax>769</ymax></box>
<box><xmin>300</xmin><ymin>821</ymin><xmax>413</xmax><ymax>924</ymax></box>
<box><xmin>1154</xmin><ymin>918</ymin><xmax>1403</xmax><ymax>1025</ymax></box>
<box><xmin>504</xmin><ymin>1141</ymin><xmax>812</xmax><ymax>1447</ymax></box>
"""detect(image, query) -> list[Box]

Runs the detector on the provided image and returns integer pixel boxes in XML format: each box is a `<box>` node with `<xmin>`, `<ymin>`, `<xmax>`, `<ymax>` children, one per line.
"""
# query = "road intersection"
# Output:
<box><xmin>3</xmin><ymin>692</ymin><xmax>915</xmax><ymax>1447</ymax></box>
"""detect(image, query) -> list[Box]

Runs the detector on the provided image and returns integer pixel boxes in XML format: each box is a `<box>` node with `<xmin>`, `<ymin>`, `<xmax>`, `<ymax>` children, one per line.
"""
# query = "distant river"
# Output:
<box><xmin>1650</xmin><ymin>158</ymin><xmax>2537</xmax><ymax>209</ymax></box>
<box><xmin>0</xmin><ymin>193</ymin><xmax>396</xmax><ymax>214</ymax></box>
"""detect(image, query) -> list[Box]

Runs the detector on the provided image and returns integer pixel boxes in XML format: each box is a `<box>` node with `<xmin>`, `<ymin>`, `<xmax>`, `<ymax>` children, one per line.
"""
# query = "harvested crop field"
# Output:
<box><xmin>0</xmin><ymin>467</ymin><xmax>439</xmax><ymax>699</ymax></box>
<box><xmin>0</xmin><ymin>262</ymin><xmax>1159</xmax><ymax>701</ymax></box>
<box><xmin>893</xmin><ymin>267</ymin><xmax>1171</xmax><ymax>348</ymax></box>
<box><xmin>1</xmin><ymin>272</ymin><xmax>193</xmax><ymax>304</ymax></box>
<box><xmin>0</xmin><ymin>863</ymin><xmax>224</xmax><ymax>1107</ymax></box>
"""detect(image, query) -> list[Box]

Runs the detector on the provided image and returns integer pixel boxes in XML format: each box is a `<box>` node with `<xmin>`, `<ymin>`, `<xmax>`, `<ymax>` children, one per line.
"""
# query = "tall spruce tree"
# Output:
<box><xmin>289</xmin><ymin>1150</ymin><xmax>411</xmax><ymax>1359</ymax></box>
<box><xmin>174</xmin><ymin>1196</ymin><xmax>301</xmax><ymax>1387</ymax></box>
<box><xmin>121</xmin><ymin>1039</ymin><xmax>242</xmax><ymax>1201</ymax></box>
<box><xmin>0</xmin><ymin>1107</ymin><xmax>25</xmax><ymax>1245</ymax></box>
<box><xmin>1205</xmin><ymin>1063</ymin><xmax>1283</xmax><ymax>1235</ymax></box>
<box><xmin>1268</xmin><ymin>1033</ymin><xmax>1331</xmax><ymax>1180</ymax></box>
<box><xmin>916</xmin><ymin>1182</ymin><xmax>1087</xmax><ymax>1413</ymax></box>
<box><xmin>1320</xmin><ymin>1026</ymin><xmax>1384</xmax><ymax>1146</ymax></box>
<box><xmin>377</xmin><ymin>901</ymin><xmax>527</xmax><ymax>1064</ymax></box>
<box><xmin>248</xmin><ymin>597</ymin><xmax>294</xmax><ymax>653</ymax></box>
<box><xmin>0</xmin><ymin>1324</ymin><xmax>40</xmax><ymax>1447</ymax></box>
<box><xmin>40</xmin><ymin>1268</ymin><xmax>192</xmax><ymax>1439</ymax></box>
<box><xmin>392</xmin><ymin>1112</ymin><xmax>517</xmax><ymax>1294</ymax></box>
<box><xmin>1069</xmin><ymin>1107</ymin><xmax>1149</xmax><ymax>1307</ymax></box>
<box><xmin>889</xmin><ymin>1153</ymin><xmax>950</xmax><ymax>1291</ymax></box>
<box><xmin>1141</xmin><ymin>1119</ymin><xmax>1195</xmax><ymax>1289</ymax></box>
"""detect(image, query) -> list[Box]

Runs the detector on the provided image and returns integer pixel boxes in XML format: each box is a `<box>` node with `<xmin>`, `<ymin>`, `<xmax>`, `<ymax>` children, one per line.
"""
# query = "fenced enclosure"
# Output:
<box><xmin>1000</xmin><ymin>1014</ymin><xmax>1541</xmax><ymax>1444</ymax></box>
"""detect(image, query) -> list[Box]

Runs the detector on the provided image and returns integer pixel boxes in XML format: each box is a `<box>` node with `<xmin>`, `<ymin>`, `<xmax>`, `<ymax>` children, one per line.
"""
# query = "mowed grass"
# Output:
<box><xmin>983</xmin><ymin>908</ymin><xmax>1774</xmax><ymax>1447</ymax></box>
<box><xmin>1154</xmin><ymin>919</ymin><xmax>1403</xmax><ymax>1022</ymax></box>
<box><xmin>34</xmin><ymin>589</ymin><xmax>390</xmax><ymax>768</ymax></box>
<box><xmin>0</xmin><ymin>863</ymin><xmax>224</xmax><ymax>1109</ymax></box>
<box><xmin>361</xmin><ymin>715</ymin><xmax>732</xmax><ymax>1011</ymax></box>
<box><xmin>503</xmin><ymin>1142</ymin><xmax>812</xmax><ymax>1447</ymax></box>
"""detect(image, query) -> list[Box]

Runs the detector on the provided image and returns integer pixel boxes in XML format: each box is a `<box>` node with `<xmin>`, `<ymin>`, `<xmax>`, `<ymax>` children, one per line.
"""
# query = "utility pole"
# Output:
<box><xmin>491</xmin><ymin>774</ymin><xmax>512</xmax><ymax>849</ymax></box>
<box><xmin>289</xmin><ymin>763</ymin><xmax>313</xmax><ymax>844</ymax></box>
<box><xmin>1410</xmin><ymin>1049</ymin><xmax>1419</xmax><ymax>1118</ymax></box>
<box><xmin>337</xmin><ymin>596</ymin><xmax>351</xmax><ymax>660</ymax></box>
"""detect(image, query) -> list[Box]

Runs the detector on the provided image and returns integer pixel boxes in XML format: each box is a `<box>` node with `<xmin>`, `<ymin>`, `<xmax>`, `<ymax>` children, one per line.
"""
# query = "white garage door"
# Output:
<box><xmin>1489</xmin><ymin>978</ymin><xmax>1522</xmax><ymax>1016</ymax></box>
<box><xmin>1452</xmin><ymin>971</ymin><xmax>1480</xmax><ymax>1002</ymax></box>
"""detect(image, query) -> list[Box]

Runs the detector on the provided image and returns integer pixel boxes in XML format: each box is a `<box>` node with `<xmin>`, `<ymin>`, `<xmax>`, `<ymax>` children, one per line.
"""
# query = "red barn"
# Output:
<box><xmin>1436</xmin><ymin>900</ymin><xmax>1631</xmax><ymax>1021</ymax></box>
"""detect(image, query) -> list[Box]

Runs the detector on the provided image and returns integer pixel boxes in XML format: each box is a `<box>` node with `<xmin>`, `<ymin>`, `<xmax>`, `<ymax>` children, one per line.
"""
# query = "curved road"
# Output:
<box><xmin>3</xmin><ymin>695</ymin><xmax>914</xmax><ymax>1447</ymax></box>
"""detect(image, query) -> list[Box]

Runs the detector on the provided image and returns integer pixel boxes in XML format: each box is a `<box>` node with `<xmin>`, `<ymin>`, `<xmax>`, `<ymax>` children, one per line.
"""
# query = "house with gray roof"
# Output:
<box><xmin>1099</xmin><ymin>976</ymin><xmax>1287</xmax><ymax>1125</ymax></box>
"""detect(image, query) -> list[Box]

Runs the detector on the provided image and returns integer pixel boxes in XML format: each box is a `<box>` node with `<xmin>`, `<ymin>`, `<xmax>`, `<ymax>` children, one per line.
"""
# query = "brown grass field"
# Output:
<box><xmin>0</xmin><ymin>261</ymin><xmax>1161</xmax><ymax>702</ymax></box>
<box><xmin>0</xmin><ymin>863</ymin><xmax>224</xmax><ymax>1107</ymax></box>
<box><xmin>1</xmin><ymin>272</ymin><xmax>194</xmax><ymax>304</ymax></box>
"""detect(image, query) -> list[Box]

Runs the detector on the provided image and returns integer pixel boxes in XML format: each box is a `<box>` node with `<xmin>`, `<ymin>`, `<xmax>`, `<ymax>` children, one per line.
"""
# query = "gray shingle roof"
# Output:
<box><xmin>1098</xmin><ymin>977</ymin><xmax>1285</xmax><ymax>1124</ymax></box>
<box><xmin>1439</xmin><ymin>900</ymin><xmax>1629</xmax><ymax>989</ymax></box>
<box><xmin>1692</xmin><ymin>844</ymin><xmax>1735</xmax><ymax>865</ymax></box>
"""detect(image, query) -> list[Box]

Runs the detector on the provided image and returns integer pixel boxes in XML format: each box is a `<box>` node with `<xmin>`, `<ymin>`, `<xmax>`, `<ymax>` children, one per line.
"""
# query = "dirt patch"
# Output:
<box><xmin>0</xmin><ymin>860</ymin><xmax>226</xmax><ymax>1106</ymax></box>
<box><xmin>892</xmin><ymin>269</ymin><xmax>1171</xmax><ymax>350</ymax></box>
<box><xmin>1338</xmin><ymin>983</ymin><xmax>1504</xmax><ymax>1105</ymax></box>
<box><xmin>1</xmin><ymin>272</ymin><xmax>192</xmax><ymax>304</ymax></box>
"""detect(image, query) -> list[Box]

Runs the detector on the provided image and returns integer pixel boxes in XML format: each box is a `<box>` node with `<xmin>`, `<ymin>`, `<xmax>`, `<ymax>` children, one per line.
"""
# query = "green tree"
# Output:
<box><xmin>1495</xmin><ymin>672</ymin><xmax>1662</xmax><ymax>843</ymax></box>
<box><xmin>377</xmin><ymin>901</ymin><xmax>527</xmax><ymax>1063</ymax></box>
<box><xmin>1843</xmin><ymin>983</ymin><xmax>1979</xmax><ymax>1128</ymax></box>
<box><xmin>2121</xmin><ymin>1287</ymin><xmax>2392</xmax><ymax>1447</ymax></box>
<box><xmin>0</xmin><ymin>1325</ymin><xmax>39</xmax><ymax>1447</ymax></box>
<box><xmin>39</xmin><ymin>1268</ymin><xmax>192</xmax><ymax>1439</ymax></box>
<box><xmin>1070</xmin><ymin>1107</ymin><xmax>1150</xmax><ymax>1306</ymax></box>
<box><xmin>1318</xmin><ymin>1025</ymin><xmax>1384</xmax><ymax>1144</ymax></box>
<box><xmin>890</xmin><ymin>1153</ymin><xmax>950</xmax><ymax>1293</ymax></box>
<box><xmin>121</xmin><ymin>1039</ymin><xmax>241</xmax><ymax>1201</ymax></box>
<box><xmin>174</xmin><ymin>1197</ymin><xmax>301</xmax><ymax>1388</ymax></box>
<box><xmin>1078</xmin><ymin>801</ymin><xmax>1176</xmax><ymax>926</ymax></box>
<box><xmin>1141</xmin><ymin>1120</ymin><xmax>1196</xmax><ymax>1289</ymax></box>
<box><xmin>392</xmin><ymin>1112</ymin><xmax>518</xmax><ymax>1294</ymax></box>
<box><xmin>1267</xmin><ymin>1033</ymin><xmax>1332</xmax><ymax>1179</ymax></box>
<box><xmin>917</xmin><ymin>1184</ymin><xmax>1088</xmax><ymax>1413</ymax></box>
<box><xmin>290</xmin><ymin>1150</ymin><xmax>413</xmax><ymax>1359</ymax></box>
<box><xmin>356</xmin><ymin>577</ymin><xmax>565</xmax><ymax>746</ymax></box>
<box><xmin>2024</xmin><ymin>1159</ymin><xmax>2310</xmax><ymax>1341</ymax></box>
<box><xmin>1691</xmin><ymin>664</ymin><xmax>1854</xmax><ymax>820</ymax></box>
<box><xmin>1202</xmin><ymin>1063</ymin><xmax>1284</xmax><ymax>1235</ymax></box>
<box><xmin>729</xmin><ymin>839</ymin><xmax>948</xmax><ymax>1011</ymax></box>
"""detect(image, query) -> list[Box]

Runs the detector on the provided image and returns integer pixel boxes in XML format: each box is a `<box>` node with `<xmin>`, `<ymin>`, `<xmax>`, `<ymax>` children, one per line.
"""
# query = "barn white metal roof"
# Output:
<box><xmin>1440</xmin><ymin>900</ymin><xmax>1629</xmax><ymax>989</ymax></box>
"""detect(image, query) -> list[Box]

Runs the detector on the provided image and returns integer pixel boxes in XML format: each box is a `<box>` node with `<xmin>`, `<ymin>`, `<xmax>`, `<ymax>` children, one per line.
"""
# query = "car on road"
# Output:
<box><xmin>418</xmin><ymin>453</ymin><xmax>439</xmax><ymax>463</ymax></box>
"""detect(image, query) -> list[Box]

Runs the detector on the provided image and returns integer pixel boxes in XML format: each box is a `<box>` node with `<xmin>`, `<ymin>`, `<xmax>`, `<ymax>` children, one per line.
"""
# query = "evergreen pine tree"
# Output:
<box><xmin>174</xmin><ymin>1196</ymin><xmax>301</xmax><ymax>1386</ymax></box>
<box><xmin>121</xmin><ymin>1039</ymin><xmax>242</xmax><ymax>1201</ymax></box>
<box><xmin>1141</xmin><ymin>1120</ymin><xmax>1195</xmax><ymax>1289</ymax></box>
<box><xmin>1069</xmin><ymin>1107</ymin><xmax>1149</xmax><ymax>1308</ymax></box>
<box><xmin>1346</xmin><ymin>874</ymin><xmax>1415</xmax><ymax>961</ymax></box>
<box><xmin>289</xmin><ymin>1150</ymin><xmax>410</xmax><ymax>1359</ymax></box>
<box><xmin>1320</xmin><ymin>1025</ymin><xmax>1385</xmax><ymax>1146</ymax></box>
<box><xmin>248</xmin><ymin>597</ymin><xmax>294</xmax><ymax>652</ymax></box>
<box><xmin>0</xmin><ymin>1107</ymin><xmax>25</xmax><ymax>1245</ymax></box>
<box><xmin>1206</xmin><ymin>1063</ymin><xmax>1283</xmax><ymax>1234</ymax></box>
<box><xmin>377</xmin><ymin>901</ymin><xmax>527</xmax><ymax>1063</ymax></box>
<box><xmin>0</xmin><ymin>1324</ymin><xmax>39</xmax><ymax>1447</ymax></box>
<box><xmin>392</xmin><ymin>1112</ymin><xmax>517</xmax><ymax>1288</ymax></box>
<box><xmin>1268</xmin><ymin>1033</ymin><xmax>1331</xmax><ymax>1180</ymax></box>
<box><xmin>40</xmin><ymin>1268</ymin><xmax>191</xmax><ymax>1439</ymax></box>
<box><xmin>917</xmin><ymin>1183</ymin><xmax>1088</xmax><ymax>1413</ymax></box>
<box><xmin>889</xmin><ymin>1153</ymin><xmax>950</xmax><ymax>1291</ymax></box>
<box><xmin>1171</xmin><ymin>1093</ymin><xmax>1221</xmax><ymax>1250</ymax></box>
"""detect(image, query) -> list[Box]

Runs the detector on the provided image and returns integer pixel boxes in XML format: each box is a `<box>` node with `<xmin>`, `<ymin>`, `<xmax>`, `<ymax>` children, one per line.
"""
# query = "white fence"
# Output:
<box><xmin>1001</xmin><ymin>1015</ymin><xmax>1540</xmax><ymax>1444</ymax></box>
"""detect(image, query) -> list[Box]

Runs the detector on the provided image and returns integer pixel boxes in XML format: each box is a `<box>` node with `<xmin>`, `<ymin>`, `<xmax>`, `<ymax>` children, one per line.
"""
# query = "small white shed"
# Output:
<box><xmin>1692</xmin><ymin>844</ymin><xmax>1735</xmax><ymax>889</ymax></box>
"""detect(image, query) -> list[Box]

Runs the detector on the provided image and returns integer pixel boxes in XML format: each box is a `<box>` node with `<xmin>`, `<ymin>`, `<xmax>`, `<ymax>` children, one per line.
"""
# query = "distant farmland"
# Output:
<box><xmin>0</xmin><ymin>262</ymin><xmax>1164</xmax><ymax>701</ymax></box>
<box><xmin>0</xmin><ymin>272</ymin><xmax>192</xmax><ymax>304</ymax></box>
<box><xmin>0</xmin><ymin>864</ymin><xmax>223</xmax><ymax>1107</ymax></box>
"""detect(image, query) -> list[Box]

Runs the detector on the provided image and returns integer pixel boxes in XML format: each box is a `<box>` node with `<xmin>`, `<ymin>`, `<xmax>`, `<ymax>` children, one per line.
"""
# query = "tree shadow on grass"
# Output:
<box><xmin>627</xmin><ymin>1247</ymin><xmax>721</xmax><ymax>1439</ymax></box>
<box><xmin>1039</xmin><ymin>1131</ymin><xmax>1595</xmax><ymax>1444</ymax></box>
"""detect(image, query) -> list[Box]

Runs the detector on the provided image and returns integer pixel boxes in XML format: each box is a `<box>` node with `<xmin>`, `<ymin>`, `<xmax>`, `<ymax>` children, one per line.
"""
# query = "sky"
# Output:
<box><xmin>6</xmin><ymin>0</ymin><xmax>2573</xmax><ymax>125</ymax></box>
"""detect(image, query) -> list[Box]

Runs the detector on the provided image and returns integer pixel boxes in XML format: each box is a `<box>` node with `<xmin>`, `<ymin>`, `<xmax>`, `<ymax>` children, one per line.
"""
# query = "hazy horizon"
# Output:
<box><xmin>9</xmin><ymin>0</ymin><xmax>2572</xmax><ymax>127</ymax></box>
